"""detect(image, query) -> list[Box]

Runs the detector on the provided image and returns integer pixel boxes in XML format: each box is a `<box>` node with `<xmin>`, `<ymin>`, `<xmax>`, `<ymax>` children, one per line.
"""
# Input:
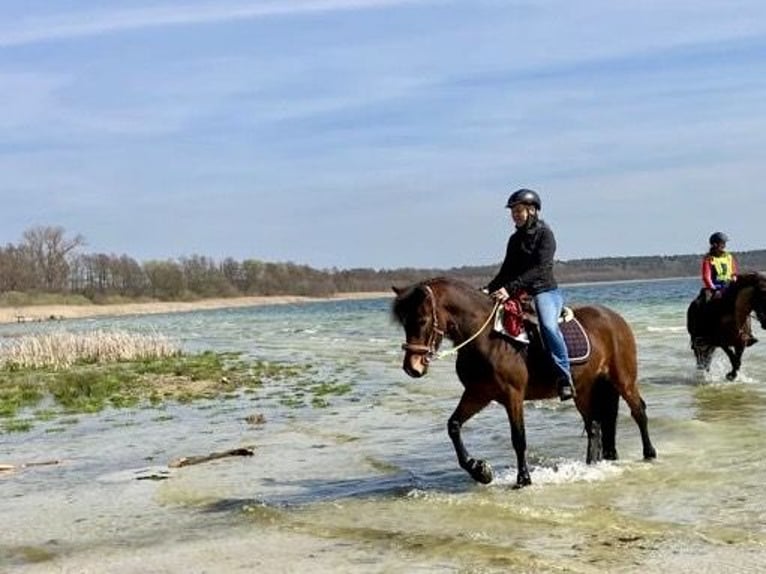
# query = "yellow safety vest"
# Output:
<box><xmin>708</xmin><ymin>252</ymin><xmax>734</xmax><ymax>287</ymax></box>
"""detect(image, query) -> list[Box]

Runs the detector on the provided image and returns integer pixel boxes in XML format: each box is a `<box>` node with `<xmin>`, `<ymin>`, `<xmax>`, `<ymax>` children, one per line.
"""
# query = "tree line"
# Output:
<box><xmin>1</xmin><ymin>225</ymin><xmax>765</xmax><ymax>303</ymax></box>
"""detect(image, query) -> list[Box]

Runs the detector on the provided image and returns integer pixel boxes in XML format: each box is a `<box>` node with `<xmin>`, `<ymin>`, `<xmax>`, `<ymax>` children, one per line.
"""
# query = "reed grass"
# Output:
<box><xmin>0</xmin><ymin>330</ymin><xmax>180</xmax><ymax>370</ymax></box>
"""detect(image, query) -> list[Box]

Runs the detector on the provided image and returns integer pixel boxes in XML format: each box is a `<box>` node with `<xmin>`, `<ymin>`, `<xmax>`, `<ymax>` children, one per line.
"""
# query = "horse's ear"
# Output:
<box><xmin>392</xmin><ymin>285</ymin><xmax>402</xmax><ymax>296</ymax></box>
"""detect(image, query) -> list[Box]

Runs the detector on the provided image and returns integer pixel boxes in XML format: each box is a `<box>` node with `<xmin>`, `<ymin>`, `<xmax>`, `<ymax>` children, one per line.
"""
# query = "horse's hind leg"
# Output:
<box><xmin>612</xmin><ymin>373</ymin><xmax>657</xmax><ymax>459</ymax></box>
<box><xmin>636</xmin><ymin>397</ymin><xmax>656</xmax><ymax>459</ymax></box>
<box><xmin>591</xmin><ymin>377</ymin><xmax>619</xmax><ymax>461</ymax></box>
<box><xmin>620</xmin><ymin>388</ymin><xmax>657</xmax><ymax>460</ymax></box>
<box><xmin>447</xmin><ymin>391</ymin><xmax>493</xmax><ymax>484</ymax></box>
<box><xmin>585</xmin><ymin>418</ymin><xmax>603</xmax><ymax>464</ymax></box>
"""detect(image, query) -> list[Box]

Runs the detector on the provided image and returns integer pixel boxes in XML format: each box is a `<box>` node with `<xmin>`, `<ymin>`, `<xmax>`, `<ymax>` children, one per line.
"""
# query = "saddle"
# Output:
<box><xmin>493</xmin><ymin>295</ymin><xmax>591</xmax><ymax>364</ymax></box>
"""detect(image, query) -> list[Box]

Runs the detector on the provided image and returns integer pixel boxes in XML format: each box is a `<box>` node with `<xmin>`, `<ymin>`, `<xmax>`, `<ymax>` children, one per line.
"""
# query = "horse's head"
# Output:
<box><xmin>391</xmin><ymin>282</ymin><xmax>446</xmax><ymax>378</ymax></box>
<box><xmin>752</xmin><ymin>273</ymin><xmax>766</xmax><ymax>330</ymax></box>
<box><xmin>733</xmin><ymin>272</ymin><xmax>766</xmax><ymax>330</ymax></box>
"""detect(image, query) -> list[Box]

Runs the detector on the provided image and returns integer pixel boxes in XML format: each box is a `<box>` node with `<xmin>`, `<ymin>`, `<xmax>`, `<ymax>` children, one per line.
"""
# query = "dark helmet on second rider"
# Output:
<box><xmin>506</xmin><ymin>188</ymin><xmax>541</xmax><ymax>210</ymax></box>
<box><xmin>709</xmin><ymin>231</ymin><xmax>728</xmax><ymax>245</ymax></box>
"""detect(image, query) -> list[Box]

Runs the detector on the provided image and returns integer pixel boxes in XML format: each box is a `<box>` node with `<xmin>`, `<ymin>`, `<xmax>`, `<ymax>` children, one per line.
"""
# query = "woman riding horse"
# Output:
<box><xmin>687</xmin><ymin>271</ymin><xmax>766</xmax><ymax>380</ymax></box>
<box><xmin>484</xmin><ymin>188</ymin><xmax>575</xmax><ymax>401</ymax></box>
<box><xmin>393</xmin><ymin>277</ymin><xmax>657</xmax><ymax>488</ymax></box>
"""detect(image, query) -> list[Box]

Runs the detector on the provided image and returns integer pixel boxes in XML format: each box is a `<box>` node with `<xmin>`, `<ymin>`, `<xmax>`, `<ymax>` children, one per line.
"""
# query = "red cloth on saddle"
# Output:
<box><xmin>502</xmin><ymin>298</ymin><xmax>525</xmax><ymax>337</ymax></box>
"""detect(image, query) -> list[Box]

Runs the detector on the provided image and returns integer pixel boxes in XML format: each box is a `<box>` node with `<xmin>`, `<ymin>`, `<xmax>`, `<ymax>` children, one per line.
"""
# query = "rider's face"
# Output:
<box><xmin>510</xmin><ymin>204</ymin><xmax>530</xmax><ymax>227</ymax></box>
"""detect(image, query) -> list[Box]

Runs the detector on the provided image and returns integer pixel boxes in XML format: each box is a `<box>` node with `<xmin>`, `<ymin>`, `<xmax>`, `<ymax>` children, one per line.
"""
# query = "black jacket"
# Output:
<box><xmin>486</xmin><ymin>219</ymin><xmax>558</xmax><ymax>296</ymax></box>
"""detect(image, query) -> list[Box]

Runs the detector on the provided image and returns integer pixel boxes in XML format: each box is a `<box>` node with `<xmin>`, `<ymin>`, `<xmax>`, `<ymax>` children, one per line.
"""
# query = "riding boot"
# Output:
<box><xmin>557</xmin><ymin>377</ymin><xmax>575</xmax><ymax>401</ymax></box>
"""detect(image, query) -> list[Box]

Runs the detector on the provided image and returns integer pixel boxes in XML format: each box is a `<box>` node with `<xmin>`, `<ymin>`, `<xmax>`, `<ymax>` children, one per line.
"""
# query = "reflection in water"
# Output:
<box><xmin>693</xmin><ymin>384</ymin><xmax>766</xmax><ymax>423</ymax></box>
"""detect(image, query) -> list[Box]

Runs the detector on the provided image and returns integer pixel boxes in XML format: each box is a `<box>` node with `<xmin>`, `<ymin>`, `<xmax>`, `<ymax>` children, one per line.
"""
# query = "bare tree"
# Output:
<box><xmin>221</xmin><ymin>257</ymin><xmax>245</xmax><ymax>294</ymax></box>
<box><xmin>0</xmin><ymin>244</ymin><xmax>36</xmax><ymax>292</ymax></box>
<box><xmin>115</xmin><ymin>255</ymin><xmax>148</xmax><ymax>297</ymax></box>
<box><xmin>21</xmin><ymin>226</ymin><xmax>85</xmax><ymax>292</ymax></box>
<box><xmin>143</xmin><ymin>260</ymin><xmax>186</xmax><ymax>300</ymax></box>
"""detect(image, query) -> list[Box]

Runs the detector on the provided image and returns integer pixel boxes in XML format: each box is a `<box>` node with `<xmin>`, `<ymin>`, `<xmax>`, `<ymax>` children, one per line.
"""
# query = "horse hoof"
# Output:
<box><xmin>643</xmin><ymin>447</ymin><xmax>657</xmax><ymax>460</ymax></box>
<box><xmin>726</xmin><ymin>372</ymin><xmax>737</xmax><ymax>381</ymax></box>
<box><xmin>512</xmin><ymin>474</ymin><xmax>532</xmax><ymax>489</ymax></box>
<box><xmin>468</xmin><ymin>459</ymin><xmax>493</xmax><ymax>484</ymax></box>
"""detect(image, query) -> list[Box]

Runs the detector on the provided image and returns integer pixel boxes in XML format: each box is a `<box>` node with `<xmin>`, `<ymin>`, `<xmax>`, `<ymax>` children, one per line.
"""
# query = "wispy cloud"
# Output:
<box><xmin>0</xmin><ymin>0</ymin><xmax>436</xmax><ymax>47</ymax></box>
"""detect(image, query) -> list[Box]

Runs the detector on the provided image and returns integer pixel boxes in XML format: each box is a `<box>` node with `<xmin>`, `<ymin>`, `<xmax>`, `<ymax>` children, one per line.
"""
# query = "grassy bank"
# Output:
<box><xmin>0</xmin><ymin>330</ymin><xmax>351</xmax><ymax>434</ymax></box>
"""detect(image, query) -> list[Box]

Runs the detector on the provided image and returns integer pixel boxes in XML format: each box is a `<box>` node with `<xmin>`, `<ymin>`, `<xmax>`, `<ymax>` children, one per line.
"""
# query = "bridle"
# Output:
<box><xmin>400</xmin><ymin>284</ymin><xmax>444</xmax><ymax>362</ymax></box>
<box><xmin>399</xmin><ymin>283</ymin><xmax>500</xmax><ymax>362</ymax></box>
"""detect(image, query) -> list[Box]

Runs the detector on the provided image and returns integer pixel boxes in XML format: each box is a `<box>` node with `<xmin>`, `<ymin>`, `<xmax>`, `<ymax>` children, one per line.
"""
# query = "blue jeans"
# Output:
<box><xmin>534</xmin><ymin>289</ymin><xmax>572</xmax><ymax>383</ymax></box>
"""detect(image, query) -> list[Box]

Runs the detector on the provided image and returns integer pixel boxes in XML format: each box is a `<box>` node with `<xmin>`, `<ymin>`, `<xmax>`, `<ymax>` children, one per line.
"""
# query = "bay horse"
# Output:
<box><xmin>686</xmin><ymin>272</ymin><xmax>766</xmax><ymax>380</ymax></box>
<box><xmin>392</xmin><ymin>277</ymin><xmax>656</xmax><ymax>488</ymax></box>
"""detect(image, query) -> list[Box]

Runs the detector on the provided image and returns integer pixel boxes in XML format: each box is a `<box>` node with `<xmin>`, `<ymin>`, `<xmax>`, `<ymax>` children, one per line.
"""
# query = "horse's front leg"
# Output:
<box><xmin>447</xmin><ymin>391</ymin><xmax>493</xmax><ymax>484</ymax></box>
<box><xmin>502</xmin><ymin>390</ymin><xmax>531</xmax><ymax>488</ymax></box>
<box><xmin>722</xmin><ymin>345</ymin><xmax>744</xmax><ymax>380</ymax></box>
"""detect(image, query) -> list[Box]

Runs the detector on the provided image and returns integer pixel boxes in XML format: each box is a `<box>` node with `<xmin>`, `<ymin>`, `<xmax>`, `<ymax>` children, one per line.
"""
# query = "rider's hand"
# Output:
<box><xmin>713</xmin><ymin>290</ymin><xmax>723</xmax><ymax>299</ymax></box>
<box><xmin>491</xmin><ymin>287</ymin><xmax>510</xmax><ymax>302</ymax></box>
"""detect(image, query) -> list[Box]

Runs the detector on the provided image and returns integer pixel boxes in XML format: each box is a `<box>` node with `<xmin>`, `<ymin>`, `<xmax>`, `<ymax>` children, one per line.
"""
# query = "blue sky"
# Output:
<box><xmin>1</xmin><ymin>0</ymin><xmax>765</xmax><ymax>269</ymax></box>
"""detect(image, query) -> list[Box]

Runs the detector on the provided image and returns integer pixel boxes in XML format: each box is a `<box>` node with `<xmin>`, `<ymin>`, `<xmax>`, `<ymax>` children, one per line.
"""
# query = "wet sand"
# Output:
<box><xmin>11</xmin><ymin>528</ymin><xmax>454</xmax><ymax>574</ymax></box>
<box><xmin>0</xmin><ymin>292</ymin><xmax>391</xmax><ymax>325</ymax></box>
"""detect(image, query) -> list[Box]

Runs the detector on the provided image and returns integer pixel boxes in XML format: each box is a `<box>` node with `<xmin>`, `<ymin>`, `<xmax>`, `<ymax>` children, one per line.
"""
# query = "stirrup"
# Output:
<box><xmin>557</xmin><ymin>381</ymin><xmax>575</xmax><ymax>401</ymax></box>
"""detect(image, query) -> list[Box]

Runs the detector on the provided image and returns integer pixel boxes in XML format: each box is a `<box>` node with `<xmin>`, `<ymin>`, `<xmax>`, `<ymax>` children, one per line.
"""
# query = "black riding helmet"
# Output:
<box><xmin>709</xmin><ymin>231</ymin><xmax>728</xmax><ymax>245</ymax></box>
<box><xmin>506</xmin><ymin>188</ymin><xmax>541</xmax><ymax>210</ymax></box>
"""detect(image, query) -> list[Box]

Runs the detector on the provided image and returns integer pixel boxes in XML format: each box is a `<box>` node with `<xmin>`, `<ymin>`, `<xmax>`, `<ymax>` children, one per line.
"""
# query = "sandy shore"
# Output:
<box><xmin>0</xmin><ymin>291</ymin><xmax>391</xmax><ymax>325</ymax></box>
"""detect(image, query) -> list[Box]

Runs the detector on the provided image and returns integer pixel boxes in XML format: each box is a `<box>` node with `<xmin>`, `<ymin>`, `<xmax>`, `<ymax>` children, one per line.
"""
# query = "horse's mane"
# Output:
<box><xmin>721</xmin><ymin>271</ymin><xmax>766</xmax><ymax>304</ymax></box>
<box><xmin>391</xmin><ymin>283</ymin><xmax>424</xmax><ymax>325</ymax></box>
<box><xmin>391</xmin><ymin>276</ymin><xmax>490</xmax><ymax>324</ymax></box>
<box><xmin>735</xmin><ymin>271</ymin><xmax>766</xmax><ymax>288</ymax></box>
<box><xmin>427</xmin><ymin>276</ymin><xmax>489</xmax><ymax>300</ymax></box>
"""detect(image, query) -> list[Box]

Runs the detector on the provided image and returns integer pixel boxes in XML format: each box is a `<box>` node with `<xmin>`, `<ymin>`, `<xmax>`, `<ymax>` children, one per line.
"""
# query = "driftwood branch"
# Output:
<box><xmin>0</xmin><ymin>459</ymin><xmax>61</xmax><ymax>476</ymax></box>
<box><xmin>168</xmin><ymin>446</ymin><xmax>255</xmax><ymax>468</ymax></box>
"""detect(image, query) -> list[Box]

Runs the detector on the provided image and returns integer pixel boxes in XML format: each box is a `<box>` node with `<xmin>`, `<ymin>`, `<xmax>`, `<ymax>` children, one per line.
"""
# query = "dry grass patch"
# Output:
<box><xmin>0</xmin><ymin>329</ymin><xmax>179</xmax><ymax>370</ymax></box>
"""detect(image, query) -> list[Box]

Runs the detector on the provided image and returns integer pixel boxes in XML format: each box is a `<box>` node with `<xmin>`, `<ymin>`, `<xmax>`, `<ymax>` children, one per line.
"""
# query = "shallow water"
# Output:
<box><xmin>2</xmin><ymin>278</ymin><xmax>766</xmax><ymax>573</ymax></box>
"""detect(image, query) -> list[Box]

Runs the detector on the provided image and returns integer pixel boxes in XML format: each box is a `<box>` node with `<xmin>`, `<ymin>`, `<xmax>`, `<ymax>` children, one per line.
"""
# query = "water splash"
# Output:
<box><xmin>493</xmin><ymin>460</ymin><xmax>625</xmax><ymax>487</ymax></box>
<box><xmin>646</xmin><ymin>325</ymin><xmax>686</xmax><ymax>333</ymax></box>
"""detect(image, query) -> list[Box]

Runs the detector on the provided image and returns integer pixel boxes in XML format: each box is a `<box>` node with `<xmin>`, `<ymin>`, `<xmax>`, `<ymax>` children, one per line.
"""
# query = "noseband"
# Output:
<box><xmin>401</xmin><ymin>284</ymin><xmax>444</xmax><ymax>360</ymax></box>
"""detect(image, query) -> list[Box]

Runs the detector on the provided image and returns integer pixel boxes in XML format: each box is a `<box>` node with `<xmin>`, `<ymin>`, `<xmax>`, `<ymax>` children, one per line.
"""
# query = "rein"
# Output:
<box><xmin>400</xmin><ymin>283</ymin><xmax>500</xmax><ymax>361</ymax></box>
<box><xmin>435</xmin><ymin>300</ymin><xmax>500</xmax><ymax>360</ymax></box>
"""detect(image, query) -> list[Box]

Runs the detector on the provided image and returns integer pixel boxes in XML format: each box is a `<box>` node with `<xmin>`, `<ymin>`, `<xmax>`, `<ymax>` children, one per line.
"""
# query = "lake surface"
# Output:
<box><xmin>2</xmin><ymin>277</ymin><xmax>766</xmax><ymax>573</ymax></box>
